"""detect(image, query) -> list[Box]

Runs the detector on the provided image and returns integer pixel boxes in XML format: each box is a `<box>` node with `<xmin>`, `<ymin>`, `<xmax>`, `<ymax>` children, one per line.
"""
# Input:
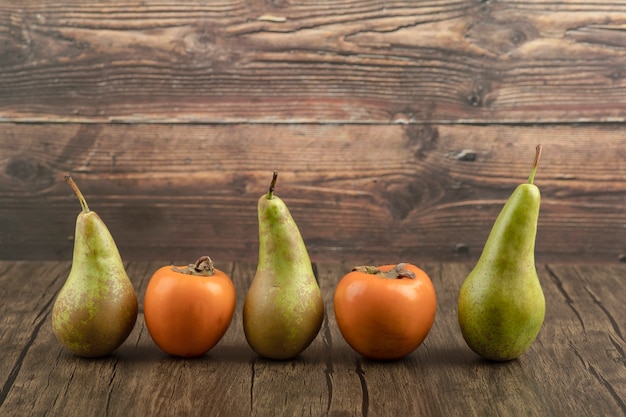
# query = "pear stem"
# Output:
<box><xmin>268</xmin><ymin>171</ymin><xmax>278</xmax><ymax>199</ymax></box>
<box><xmin>527</xmin><ymin>144</ymin><xmax>542</xmax><ymax>185</ymax></box>
<box><xmin>65</xmin><ymin>175</ymin><xmax>90</xmax><ymax>213</ymax></box>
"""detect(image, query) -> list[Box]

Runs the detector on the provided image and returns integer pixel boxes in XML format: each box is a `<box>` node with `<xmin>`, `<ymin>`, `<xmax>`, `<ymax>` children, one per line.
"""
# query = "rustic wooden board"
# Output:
<box><xmin>1</xmin><ymin>123</ymin><xmax>624</xmax><ymax>263</ymax></box>
<box><xmin>2</xmin><ymin>0</ymin><xmax>624</xmax><ymax>412</ymax></box>
<box><xmin>0</xmin><ymin>261</ymin><xmax>624</xmax><ymax>416</ymax></box>
<box><xmin>2</xmin><ymin>1</ymin><xmax>626</xmax><ymax>123</ymax></box>
<box><xmin>0</xmin><ymin>261</ymin><xmax>70</xmax><ymax>399</ymax></box>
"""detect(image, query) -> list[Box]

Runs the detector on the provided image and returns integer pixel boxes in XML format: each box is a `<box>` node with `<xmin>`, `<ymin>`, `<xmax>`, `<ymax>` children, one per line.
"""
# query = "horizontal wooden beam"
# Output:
<box><xmin>2</xmin><ymin>1</ymin><xmax>626</xmax><ymax>123</ymax></box>
<box><xmin>1</xmin><ymin>123</ymin><xmax>624</xmax><ymax>263</ymax></box>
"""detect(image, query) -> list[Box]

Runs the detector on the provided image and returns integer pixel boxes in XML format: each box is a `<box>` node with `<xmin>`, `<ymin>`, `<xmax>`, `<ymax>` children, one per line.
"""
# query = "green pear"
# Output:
<box><xmin>458</xmin><ymin>145</ymin><xmax>546</xmax><ymax>361</ymax></box>
<box><xmin>243</xmin><ymin>172</ymin><xmax>324</xmax><ymax>360</ymax></box>
<box><xmin>52</xmin><ymin>176</ymin><xmax>138</xmax><ymax>357</ymax></box>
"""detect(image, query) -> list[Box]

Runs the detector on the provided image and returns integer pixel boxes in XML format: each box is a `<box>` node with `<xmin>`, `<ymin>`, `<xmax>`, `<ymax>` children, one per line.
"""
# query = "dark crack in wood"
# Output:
<box><xmin>545</xmin><ymin>265</ymin><xmax>586</xmax><ymax>331</ymax></box>
<box><xmin>355</xmin><ymin>358</ymin><xmax>369</xmax><ymax>417</ymax></box>
<box><xmin>0</xmin><ymin>299</ymin><xmax>53</xmax><ymax>406</ymax></box>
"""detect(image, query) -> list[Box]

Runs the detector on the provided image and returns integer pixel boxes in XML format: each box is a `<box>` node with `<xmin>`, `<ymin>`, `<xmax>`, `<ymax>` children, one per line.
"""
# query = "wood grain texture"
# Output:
<box><xmin>1</xmin><ymin>1</ymin><xmax>624</xmax><ymax>414</ymax></box>
<box><xmin>0</xmin><ymin>261</ymin><xmax>624</xmax><ymax>416</ymax></box>
<box><xmin>1</xmin><ymin>123</ymin><xmax>624</xmax><ymax>263</ymax></box>
<box><xmin>3</xmin><ymin>0</ymin><xmax>626</xmax><ymax>123</ymax></box>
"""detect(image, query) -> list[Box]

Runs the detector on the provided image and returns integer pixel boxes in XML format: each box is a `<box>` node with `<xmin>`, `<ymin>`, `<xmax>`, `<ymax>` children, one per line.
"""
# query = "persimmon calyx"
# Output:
<box><xmin>172</xmin><ymin>256</ymin><xmax>215</xmax><ymax>276</ymax></box>
<box><xmin>352</xmin><ymin>263</ymin><xmax>416</xmax><ymax>279</ymax></box>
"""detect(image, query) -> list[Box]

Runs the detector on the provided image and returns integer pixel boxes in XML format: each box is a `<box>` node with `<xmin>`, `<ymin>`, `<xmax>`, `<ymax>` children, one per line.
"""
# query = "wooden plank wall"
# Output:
<box><xmin>1</xmin><ymin>1</ymin><xmax>624</xmax><ymax>264</ymax></box>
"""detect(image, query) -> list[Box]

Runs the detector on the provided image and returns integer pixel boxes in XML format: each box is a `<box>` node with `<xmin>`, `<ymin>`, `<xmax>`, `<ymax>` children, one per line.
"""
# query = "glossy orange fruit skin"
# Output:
<box><xmin>334</xmin><ymin>264</ymin><xmax>436</xmax><ymax>360</ymax></box>
<box><xmin>144</xmin><ymin>265</ymin><xmax>236</xmax><ymax>357</ymax></box>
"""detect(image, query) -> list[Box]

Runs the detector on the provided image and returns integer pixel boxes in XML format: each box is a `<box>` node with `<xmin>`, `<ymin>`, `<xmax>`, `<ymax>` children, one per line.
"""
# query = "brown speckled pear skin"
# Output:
<box><xmin>52</xmin><ymin>177</ymin><xmax>138</xmax><ymax>358</ymax></box>
<box><xmin>458</xmin><ymin>147</ymin><xmax>545</xmax><ymax>361</ymax></box>
<box><xmin>243</xmin><ymin>173</ymin><xmax>324</xmax><ymax>360</ymax></box>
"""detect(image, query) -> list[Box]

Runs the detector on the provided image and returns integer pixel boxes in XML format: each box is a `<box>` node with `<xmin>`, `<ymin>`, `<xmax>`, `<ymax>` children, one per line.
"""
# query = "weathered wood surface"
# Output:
<box><xmin>1</xmin><ymin>124</ymin><xmax>624</xmax><ymax>263</ymax></box>
<box><xmin>1</xmin><ymin>1</ymin><xmax>625</xmax><ymax>264</ymax></box>
<box><xmin>0</xmin><ymin>261</ymin><xmax>624</xmax><ymax>416</ymax></box>
<box><xmin>3</xmin><ymin>1</ymin><xmax>626</xmax><ymax>123</ymax></box>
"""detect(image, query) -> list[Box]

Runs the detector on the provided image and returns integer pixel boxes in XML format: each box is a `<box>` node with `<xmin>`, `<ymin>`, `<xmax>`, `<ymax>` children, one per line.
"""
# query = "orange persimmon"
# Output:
<box><xmin>333</xmin><ymin>263</ymin><xmax>436</xmax><ymax>360</ymax></box>
<box><xmin>144</xmin><ymin>256</ymin><xmax>236</xmax><ymax>357</ymax></box>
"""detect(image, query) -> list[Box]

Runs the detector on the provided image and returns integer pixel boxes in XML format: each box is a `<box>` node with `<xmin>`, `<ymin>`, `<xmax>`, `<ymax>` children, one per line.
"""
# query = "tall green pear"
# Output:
<box><xmin>52</xmin><ymin>176</ymin><xmax>138</xmax><ymax>357</ymax></box>
<box><xmin>458</xmin><ymin>145</ymin><xmax>546</xmax><ymax>361</ymax></box>
<box><xmin>243</xmin><ymin>172</ymin><xmax>324</xmax><ymax>360</ymax></box>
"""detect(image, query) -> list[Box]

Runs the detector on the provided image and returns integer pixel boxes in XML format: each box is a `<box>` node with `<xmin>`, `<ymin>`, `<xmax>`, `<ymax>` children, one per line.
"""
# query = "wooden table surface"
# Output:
<box><xmin>1</xmin><ymin>260</ymin><xmax>624</xmax><ymax>416</ymax></box>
